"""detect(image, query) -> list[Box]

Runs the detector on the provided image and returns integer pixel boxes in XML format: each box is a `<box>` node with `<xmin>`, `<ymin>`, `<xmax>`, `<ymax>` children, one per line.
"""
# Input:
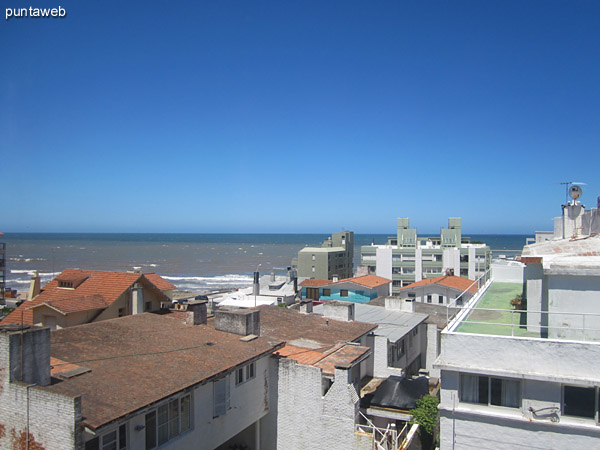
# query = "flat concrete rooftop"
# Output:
<box><xmin>454</xmin><ymin>282</ymin><xmax>540</xmax><ymax>338</ymax></box>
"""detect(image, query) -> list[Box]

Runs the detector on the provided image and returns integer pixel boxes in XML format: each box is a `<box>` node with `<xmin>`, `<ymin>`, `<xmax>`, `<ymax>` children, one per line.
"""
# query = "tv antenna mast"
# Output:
<box><xmin>559</xmin><ymin>182</ymin><xmax>586</xmax><ymax>205</ymax></box>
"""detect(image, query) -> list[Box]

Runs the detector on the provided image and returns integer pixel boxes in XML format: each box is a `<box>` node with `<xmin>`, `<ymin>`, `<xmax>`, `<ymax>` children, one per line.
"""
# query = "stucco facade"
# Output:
<box><xmin>361</xmin><ymin>218</ymin><xmax>490</xmax><ymax>294</ymax></box>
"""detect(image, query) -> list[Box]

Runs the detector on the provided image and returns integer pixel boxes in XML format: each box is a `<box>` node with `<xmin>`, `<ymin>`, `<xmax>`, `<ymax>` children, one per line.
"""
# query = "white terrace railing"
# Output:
<box><xmin>445</xmin><ymin>269</ymin><xmax>600</xmax><ymax>342</ymax></box>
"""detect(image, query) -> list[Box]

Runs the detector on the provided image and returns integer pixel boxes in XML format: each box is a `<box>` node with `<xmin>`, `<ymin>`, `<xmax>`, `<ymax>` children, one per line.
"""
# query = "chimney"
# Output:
<box><xmin>253</xmin><ymin>272</ymin><xmax>260</xmax><ymax>296</ymax></box>
<box><xmin>271</xmin><ymin>272</ymin><xmax>276</xmax><ymax>282</ymax></box>
<box><xmin>184</xmin><ymin>301</ymin><xmax>207</xmax><ymax>325</ymax></box>
<box><xmin>28</xmin><ymin>271</ymin><xmax>41</xmax><ymax>300</ymax></box>
<box><xmin>0</xmin><ymin>325</ymin><xmax>50</xmax><ymax>386</ymax></box>
<box><xmin>332</xmin><ymin>275</ymin><xmax>339</xmax><ymax>282</ymax></box>
<box><xmin>300</xmin><ymin>300</ymin><xmax>313</xmax><ymax>314</ymax></box>
<box><xmin>215</xmin><ymin>308</ymin><xmax>260</xmax><ymax>336</ymax></box>
<box><xmin>131</xmin><ymin>282</ymin><xmax>144</xmax><ymax>315</ymax></box>
<box><xmin>385</xmin><ymin>296</ymin><xmax>415</xmax><ymax>313</ymax></box>
<box><xmin>323</xmin><ymin>301</ymin><xmax>355</xmax><ymax>322</ymax></box>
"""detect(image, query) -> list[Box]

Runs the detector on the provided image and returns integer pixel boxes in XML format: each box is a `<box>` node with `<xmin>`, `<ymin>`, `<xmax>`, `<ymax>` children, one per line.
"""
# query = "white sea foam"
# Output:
<box><xmin>162</xmin><ymin>274</ymin><xmax>253</xmax><ymax>290</ymax></box>
<box><xmin>132</xmin><ymin>266</ymin><xmax>142</xmax><ymax>270</ymax></box>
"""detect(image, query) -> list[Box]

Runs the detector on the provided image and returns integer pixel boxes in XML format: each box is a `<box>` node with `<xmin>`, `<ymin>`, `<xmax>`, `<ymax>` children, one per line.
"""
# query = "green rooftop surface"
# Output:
<box><xmin>455</xmin><ymin>282</ymin><xmax>539</xmax><ymax>337</ymax></box>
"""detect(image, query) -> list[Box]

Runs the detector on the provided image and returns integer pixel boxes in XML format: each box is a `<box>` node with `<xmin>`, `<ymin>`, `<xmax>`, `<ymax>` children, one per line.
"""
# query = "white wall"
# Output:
<box><xmin>547</xmin><ymin>274</ymin><xmax>600</xmax><ymax>340</ymax></box>
<box><xmin>376</xmin><ymin>247</ymin><xmax>392</xmax><ymax>281</ymax></box>
<box><xmin>491</xmin><ymin>261</ymin><xmax>525</xmax><ymax>283</ymax></box>
<box><xmin>439</xmin><ymin>369</ymin><xmax>600</xmax><ymax>450</ymax></box>
<box><xmin>276</xmin><ymin>358</ymin><xmax>359</xmax><ymax>450</ymax></box>
<box><xmin>122</xmin><ymin>354</ymin><xmax>275</xmax><ymax>450</ymax></box>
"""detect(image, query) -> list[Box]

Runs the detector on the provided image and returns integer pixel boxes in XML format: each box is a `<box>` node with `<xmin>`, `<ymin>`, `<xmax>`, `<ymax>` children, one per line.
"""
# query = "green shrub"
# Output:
<box><xmin>410</xmin><ymin>395</ymin><xmax>439</xmax><ymax>436</ymax></box>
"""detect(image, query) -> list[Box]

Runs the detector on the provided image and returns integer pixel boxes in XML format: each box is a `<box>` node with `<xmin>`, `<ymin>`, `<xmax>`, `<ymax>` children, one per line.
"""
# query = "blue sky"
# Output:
<box><xmin>2</xmin><ymin>1</ymin><xmax>599</xmax><ymax>233</ymax></box>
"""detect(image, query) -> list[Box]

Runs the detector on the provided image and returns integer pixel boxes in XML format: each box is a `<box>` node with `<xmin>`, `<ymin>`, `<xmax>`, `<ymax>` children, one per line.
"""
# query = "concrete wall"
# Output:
<box><xmin>439</xmin><ymin>369</ymin><xmax>600</xmax><ymax>450</ymax></box>
<box><xmin>491</xmin><ymin>261</ymin><xmax>525</xmax><ymax>283</ymax></box>
<box><xmin>443</xmin><ymin>248</ymin><xmax>460</xmax><ymax>279</ymax></box>
<box><xmin>0</xmin><ymin>328</ymin><xmax>82</xmax><ymax>450</ymax></box>
<box><xmin>547</xmin><ymin>274</ymin><xmax>600</xmax><ymax>340</ymax></box>
<box><xmin>376</xmin><ymin>247</ymin><xmax>392</xmax><ymax>281</ymax></box>
<box><xmin>439</xmin><ymin>331</ymin><xmax>600</xmax><ymax>384</ymax></box>
<box><xmin>426</xmin><ymin>323</ymin><xmax>440</xmax><ymax>378</ymax></box>
<box><xmin>276</xmin><ymin>358</ymin><xmax>359</xmax><ymax>450</ymax></box>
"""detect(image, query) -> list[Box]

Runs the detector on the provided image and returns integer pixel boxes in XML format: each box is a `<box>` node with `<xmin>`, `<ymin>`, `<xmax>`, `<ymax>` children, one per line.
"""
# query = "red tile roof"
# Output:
<box><xmin>339</xmin><ymin>275</ymin><xmax>391</xmax><ymax>288</ymax></box>
<box><xmin>299</xmin><ymin>279</ymin><xmax>332</xmax><ymax>287</ymax></box>
<box><xmin>276</xmin><ymin>343</ymin><xmax>370</xmax><ymax>375</ymax></box>
<box><xmin>28</xmin><ymin>295</ymin><xmax>109</xmax><ymax>315</ymax></box>
<box><xmin>398</xmin><ymin>276</ymin><xmax>478</xmax><ymax>294</ymax></box>
<box><xmin>1</xmin><ymin>270</ymin><xmax>172</xmax><ymax>326</ymax></box>
<box><xmin>300</xmin><ymin>275</ymin><xmax>391</xmax><ymax>289</ymax></box>
<box><xmin>145</xmin><ymin>273</ymin><xmax>177</xmax><ymax>291</ymax></box>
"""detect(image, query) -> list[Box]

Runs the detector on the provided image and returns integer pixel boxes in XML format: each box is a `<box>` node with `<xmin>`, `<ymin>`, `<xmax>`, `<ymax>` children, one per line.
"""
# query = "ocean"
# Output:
<box><xmin>1</xmin><ymin>233</ymin><xmax>530</xmax><ymax>292</ymax></box>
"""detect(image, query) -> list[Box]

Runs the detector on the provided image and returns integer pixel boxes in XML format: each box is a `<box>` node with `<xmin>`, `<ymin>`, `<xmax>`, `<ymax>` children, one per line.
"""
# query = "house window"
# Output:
<box><xmin>323</xmin><ymin>288</ymin><xmax>331</xmax><ymax>296</ymax></box>
<box><xmin>563</xmin><ymin>386</ymin><xmax>595</xmax><ymax>419</ymax></box>
<box><xmin>58</xmin><ymin>281</ymin><xmax>74</xmax><ymax>288</ymax></box>
<box><xmin>246</xmin><ymin>362</ymin><xmax>255</xmax><ymax>380</ymax></box>
<box><xmin>460</xmin><ymin>374</ymin><xmax>520</xmax><ymax>408</ymax></box>
<box><xmin>118</xmin><ymin>308</ymin><xmax>125</xmax><ymax>317</ymax></box>
<box><xmin>312</xmin><ymin>254</ymin><xmax>316</xmax><ymax>261</ymax></box>
<box><xmin>306</xmin><ymin>287</ymin><xmax>319</xmax><ymax>300</ymax></box>
<box><xmin>236</xmin><ymin>367</ymin><xmax>244</xmax><ymax>385</ymax></box>
<box><xmin>438</xmin><ymin>295</ymin><xmax>444</xmax><ymax>304</ymax></box>
<box><xmin>213</xmin><ymin>377</ymin><xmax>230</xmax><ymax>418</ymax></box>
<box><xmin>145</xmin><ymin>393</ymin><xmax>192</xmax><ymax>449</ymax></box>
<box><xmin>145</xmin><ymin>301</ymin><xmax>151</xmax><ymax>311</ymax></box>
<box><xmin>311</xmin><ymin>266</ymin><xmax>315</xmax><ymax>273</ymax></box>
<box><xmin>86</xmin><ymin>424</ymin><xmax>127</xmax><ymax>450</ymax></box>
<box><xmin>340</xmin><ymin>290</ymin><xmax>348</xmax><ymax>297</ymax></box>
<box><xmin>235</xmin><ymin>362</ymin><xmax>256</xmax><ymax>386</ymax></box>
<box><xmin>427</xmin><ymin>295</ymin><xmax>432</xmax><ymax>303</ymax></box>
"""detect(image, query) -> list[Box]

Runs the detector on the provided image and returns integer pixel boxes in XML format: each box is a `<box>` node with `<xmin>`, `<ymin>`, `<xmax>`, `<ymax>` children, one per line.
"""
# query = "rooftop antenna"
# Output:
<box><xmin>559</xmin><ymin>181</ymin><xmax>586</xmax><ymax>205</ymax></box>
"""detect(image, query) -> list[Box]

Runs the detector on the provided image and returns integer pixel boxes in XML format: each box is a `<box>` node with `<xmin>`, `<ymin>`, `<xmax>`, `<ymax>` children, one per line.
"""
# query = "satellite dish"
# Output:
<box><xmin>569</xmin><ymin>185</ymin><xmax>583</xmax><ymax>200</ymax></box>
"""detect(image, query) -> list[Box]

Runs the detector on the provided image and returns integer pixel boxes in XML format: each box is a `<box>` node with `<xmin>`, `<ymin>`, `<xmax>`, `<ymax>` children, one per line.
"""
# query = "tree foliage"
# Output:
<box><xmin>410</xmin><ymin>395</ymin><xmax>439</xmax><ymax>436</ymax></box>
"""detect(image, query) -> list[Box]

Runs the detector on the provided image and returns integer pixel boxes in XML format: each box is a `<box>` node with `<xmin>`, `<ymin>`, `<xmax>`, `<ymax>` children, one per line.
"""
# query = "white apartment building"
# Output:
<box><xmin>437</xmin><ymin>193</ymin><xmax>600</xmax><ymax>449</ymax></box>
<box><xmin>361</xmin><ymin>218</ymin><xmax>490</xmax><ymax>294</ymax></box>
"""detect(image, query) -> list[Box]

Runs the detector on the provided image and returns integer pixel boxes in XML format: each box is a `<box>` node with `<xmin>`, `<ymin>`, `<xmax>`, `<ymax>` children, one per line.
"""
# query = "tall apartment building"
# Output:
<box><xmin>360</xmin><ymin>218</ymin><xmax>490</xmax><ymax>294</ymax></box>
<box><xmin>437</xmin><ymin>193</ymin><xmax>600</xmax><ymax>449</ymax></box>
<box><xmin>295</xmin><ymin>231</ymin><xmax>354</xmax><ymax>280</ymax></box>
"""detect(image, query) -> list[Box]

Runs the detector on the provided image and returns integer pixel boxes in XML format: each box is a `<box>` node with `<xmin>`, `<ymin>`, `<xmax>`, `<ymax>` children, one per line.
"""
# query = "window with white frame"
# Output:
<box><xmin>144</xmin><ymin>393</ymin><xmax>192</xmax><ymax>449</ymax></box>
<box><xmin>459</xmin><ymin>374</ymin><xmax>520</xmax><ymax>408</ymax></box>
<box><xmin>213</xmin><ymin>376</ymin><xmax>230</xmax><ymax>418</ymax></box>
<box><xmin>235</xmin><ymin>362</ymin><xmax>256</xmax><ymax>386</ymax></box>
<box><xmin>85</xmin><ymin>424</ymin><xmax>127</xmax><ymax>450</ymax></box>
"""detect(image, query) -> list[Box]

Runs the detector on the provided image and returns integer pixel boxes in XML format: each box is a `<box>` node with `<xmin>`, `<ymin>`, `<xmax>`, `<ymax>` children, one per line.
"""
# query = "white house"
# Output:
<box><xmin>0</xmin><ymin>304</ymin><xmax>284</xmax><ymax>450</ymax></box>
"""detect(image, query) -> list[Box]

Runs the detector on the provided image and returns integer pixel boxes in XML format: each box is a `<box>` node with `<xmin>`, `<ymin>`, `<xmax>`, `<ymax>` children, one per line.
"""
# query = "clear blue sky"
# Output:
<box><xmin>2</xmin><ymin>1</ymin><xmax>599</xmax><ymax>234</ymax></box>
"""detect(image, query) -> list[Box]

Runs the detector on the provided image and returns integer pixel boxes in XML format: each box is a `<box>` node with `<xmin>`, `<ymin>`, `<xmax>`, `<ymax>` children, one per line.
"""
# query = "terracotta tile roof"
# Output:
<box><xmin>28</xmin><ymin>295</ymin><xmax>109</xmax><ymax>315</ymax></box>
<box><xmin>1</xmin><ymin>269</ymin><xmax>172</xmax><ymax>326</ymax></box>
<box><xmin>145</xmin><ymin>273</ymin><xmax>177</xmax><ymax>291</ymax></box>
<box><xmin>338</xmin><ymin>275</ymin><xmax>392</xmax><ymax>288</ymax></box>
<box><xmin>397</xmin><ymin>276</ymin><xmax>478</xmax><ymax>294</ymax></box>
<box><xmin>44</xmin><ymin>313</ymin><xmax>283</xmax><ymax>430</ymax></box>
<box><xmin>256</xmin><ymin>305</ymin><xmax>376</xmax><ymax>348</ymax></box>
<box><xmin>276</xmin><ymin>343</ymin><xmax>370</xmax><ymax>376</ymax></box>
<box><xmin>300</xmin><ymin>275</ymin><xmax>391</xmax><ymax>289</ymax></box>
<box><xmin>299</xmin><ymin>279</ymin><xmax>332</xmax><ymax>287</ymax></box>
